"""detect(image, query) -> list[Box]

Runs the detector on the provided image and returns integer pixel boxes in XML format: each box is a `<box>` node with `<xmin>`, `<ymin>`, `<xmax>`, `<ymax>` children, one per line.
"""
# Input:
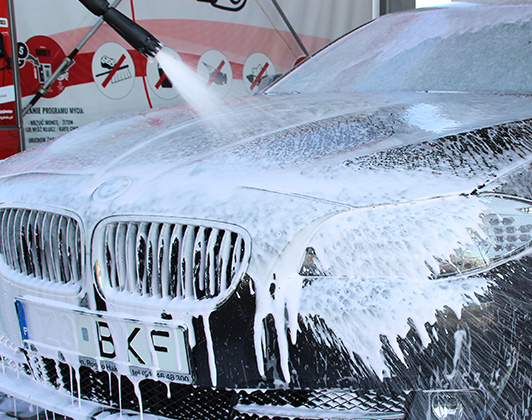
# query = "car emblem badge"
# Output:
<box><xmin>93</xmin><ymin>176</ymin><xmax>132</xmax><ymax>201</ymax></box>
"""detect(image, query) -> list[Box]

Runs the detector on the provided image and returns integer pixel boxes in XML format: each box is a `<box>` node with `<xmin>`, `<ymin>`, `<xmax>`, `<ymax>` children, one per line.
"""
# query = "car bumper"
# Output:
<box><xmin>0</xmin><ymin>333</ymin><xmax>407</xmax><ymax>420</ymax></box>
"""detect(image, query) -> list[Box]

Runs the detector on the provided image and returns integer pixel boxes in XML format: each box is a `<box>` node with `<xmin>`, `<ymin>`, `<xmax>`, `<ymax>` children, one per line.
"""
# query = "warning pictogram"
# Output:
<box><xmin>92</xmin><ymin>43</ymin><xmax>135</xmax><ymax>100</ymax></box>
<box><xmin>18</xmin><ymin>36</ymin><xmax>68</xmax><ymax>98</ymax></box>
<box><xmin>146</xmin><ymin>48</ymin><xmax>179</xmax><ymax>100</ymax></box>
<box><xmin>197</xmin><ymin>50</ymin><xmax>232</xmax><ymax>97</ymax></box>
<box><xmin>243</xmin><ymin>53</ymin><xmax>275</xmax><ymax>94</ymax></box>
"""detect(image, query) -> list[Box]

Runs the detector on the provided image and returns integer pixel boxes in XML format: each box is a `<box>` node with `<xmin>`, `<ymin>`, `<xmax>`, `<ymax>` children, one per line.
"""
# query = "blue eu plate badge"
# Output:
<box><xmin>15</xmin><ymin>300</ymin><xmax>29</xmax><ymax>340</ymax></box>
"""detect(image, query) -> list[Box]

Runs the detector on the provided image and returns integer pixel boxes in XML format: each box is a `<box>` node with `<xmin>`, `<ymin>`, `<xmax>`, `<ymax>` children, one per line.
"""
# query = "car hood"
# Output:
<box><xmin>3</xmin><ymin>92</ymin><xmax>532</xmax><ymax>208</ymax></box>
<box><xmin>1</xmin><ymin>92</ymin><xmax>531</xmax><ymax>382</ymax></box>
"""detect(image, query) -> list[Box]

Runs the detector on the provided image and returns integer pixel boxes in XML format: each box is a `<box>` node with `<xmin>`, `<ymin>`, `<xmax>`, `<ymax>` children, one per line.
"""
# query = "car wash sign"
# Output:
<box><xmin>0</xmin><ymin>2</ymin><xmax>15</xmax><ymax>124</ymax></box>
<box><xmin>0</xmin><ymin>0</ymin><xmax>21</xmax><ymax>158</ymax></box>
<box><xmin>15</xmin><ymin>0</ymin><xmax>374</xmax><ymax>151</ymax></box>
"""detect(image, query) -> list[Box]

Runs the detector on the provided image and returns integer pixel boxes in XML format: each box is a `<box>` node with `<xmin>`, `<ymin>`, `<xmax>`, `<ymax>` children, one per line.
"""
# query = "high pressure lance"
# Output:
<box><xmin>23</xmin><ymin>0</ymin><xmax>163</xmax><ymax>116</ymax></box>
<box><xmin>78</xmin><ymin>0</ymin><xmax>162</xmax><ymax>58</ymax></box>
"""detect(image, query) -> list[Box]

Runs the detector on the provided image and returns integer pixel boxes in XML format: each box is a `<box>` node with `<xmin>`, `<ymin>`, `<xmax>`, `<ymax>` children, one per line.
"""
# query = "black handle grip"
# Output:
<box><xmin>79</xmin><ymin>0</ymin><xmax>162</xmax><ymax>58</ymax></box>
<box><xmin>103</xmin><ymin>8</ymin><xmax>162</xmax><ymax>57</ymax></box>
<box><xmin>79</xmin><ymin>0</ymin><xmax>110</xmax><ymax>16</ymax></box>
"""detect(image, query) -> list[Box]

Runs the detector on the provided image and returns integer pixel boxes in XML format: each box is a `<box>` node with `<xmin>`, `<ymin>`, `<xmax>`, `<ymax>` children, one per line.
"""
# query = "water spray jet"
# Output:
<box><xmin>78</xmin><ymin>0</ymin><xmax>162</xmax><ymax>58</ymax></box>
<box><xmin>79</xmin><ymin>0</ymin><xmax>222</xmax><ymax>117</ymax></box>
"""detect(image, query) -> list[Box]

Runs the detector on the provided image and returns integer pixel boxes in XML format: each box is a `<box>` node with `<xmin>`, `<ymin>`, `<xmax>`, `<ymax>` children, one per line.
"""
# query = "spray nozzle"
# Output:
<box><xmin>79</xmin><ymin>0</ymin><xmax>110</xmax><ymax>16</ymax></box>
<box><xmin>78</xmin><ymin>0</ymin><xmax>162</xmax><ymax>58</ymax></box>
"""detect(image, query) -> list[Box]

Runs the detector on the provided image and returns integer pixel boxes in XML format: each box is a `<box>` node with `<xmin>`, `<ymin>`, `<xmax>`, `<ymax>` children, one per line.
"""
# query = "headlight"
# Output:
<box><xmin>406</xmin><ymin>389</ymin><xmax>486</xmax><ymax>420</ymax></box>
<box><xmin>299</xmin><ymin>193</ymin><xmax>532</xmax><ymax>280</ymax></box>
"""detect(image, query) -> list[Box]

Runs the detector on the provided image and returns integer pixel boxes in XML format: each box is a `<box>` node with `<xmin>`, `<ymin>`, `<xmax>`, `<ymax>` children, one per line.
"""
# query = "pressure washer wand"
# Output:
<box><xmin>78</xmin><ymin>0</ymin><xmax>162</xmax><ymax>58</ymax></box>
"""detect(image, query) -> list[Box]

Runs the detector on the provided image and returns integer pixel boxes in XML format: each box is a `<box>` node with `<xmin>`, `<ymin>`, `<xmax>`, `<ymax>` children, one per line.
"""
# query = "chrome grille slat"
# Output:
<box><xmin>0</xmin><ymin>207</ymin><xmax>83</xmax><ymax>286</ymax></box>
<box><xmin>194</xmin><ymin>227</ymin><xmax>207</xmax><ymax>298</ymax></box>
<box><xmin>125</xmin><ymin>223</ymin><xmax>138</xmax><ymax>293</ymax></box>
<box><xmin>147</xmin><ymin>222</ymin><xmax>161</xmax><ymax>298</ymax></box>
<box><xmin>169</xmin><ymin>224</ymin><xmax>184</xmax><ymax>299</ymax></box>
<box><xmin>182</xmin><ymin>225</ymin><xmax>195</xmax><ymax>299</ymax></box>
<box><xmin>105</xmin><ymin>223</ymin><xmax>118</xmax><ymax>288</ymax></box>
<box><xmin>11</xmin><ymin>210</ymin><xmax>22</xmax><ymax>273</ymax></box>
<box><xmin>206</xmin><ymin>228</ymin><xmax>220</xmax><ymax>297</ymax></box>
<box><xmin>27</xmin><ymin>210</ymin><xmax>41</xmax><ymax>279</ymax></box>
<box><xmin>232</xmin><ymin>235</ymin><xmax>244</xmax><ymax>286</ymax></box>
<box><xmin>50</xmin><ymin>215</ymin><xmax>63</xmax><ymax>283</ymax></box>
<box><xmin>137</xmin><ymin>223</ymin><xmax>149</xmax><ymax>295</ymax></box>
<box><xmin>219</xmin><ymin>230</ymin><xmax>233</xmax><ymax>293</ymax></box>
<box><xmin>66</xmin><ymin>218</ymin><xmax>79</xmax><ymax>283</ymax></box>
<box><xmin>75</xmin><ymin>223</ymin><xmax>82</xmax><ymax>280</ymax></box>
<box><xmin>58</xmin><ymin>216</ymin><xmax>70</xmax><ymax>283</ymax></box>
<box><xmin>6</xmin><ymin>210</ymin><xmax>17</xmax><ymax>269</ymax></box>
<box><xmin>19</xmin><ymin>210</ymin><xmax>30</xmax><ymax>275</ymax></box>
<box><xmin>35</xmin><ymin>211</ymin><xmax>47</xmax><ymax>279</ymax></box>
<box><xmin>158</xmin><ymin>223</ymin><xmax>172</xmax><ymax>299</ymax></box>
<box><xmin>115</xmin><ymin>223</ymin><xmax>127</xmax><ymax>292</ymax></box>
<box><xmin>0</xmin><ymin>211</ymin><xmax>9</xmax><ymax>266</ymax></box>
<box><xmin>98</xmin><ymin>219</ymin><xmax>248</xmax><ymax>302</ymax></box>
<box><xmin>42</xmin><ymin>213</ymin><xmax>56</xmax><ymax>282</ymax></box>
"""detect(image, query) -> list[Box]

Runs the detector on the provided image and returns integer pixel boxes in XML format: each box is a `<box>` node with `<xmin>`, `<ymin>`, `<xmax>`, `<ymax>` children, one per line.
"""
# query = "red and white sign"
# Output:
<box><xmin>0</xmin><ymin>0</ymin><xmax>19</xmax><ymax>158</ymax></box>
<box><xmin>197</xmin><ymin>49</ymin><xmax>233</xmax><ymax>98</ymax></box>
<box><xmin>146</xmin><ymin>48</ymin><xmax>179</xmax><ymax>100</ymax></box>
<box><xmin>13</xmin><ymin>0</ymin><xmax>375</xmax><ymax>151</ymax></box>
<box><xmin>92</xmin><ymin>42</ymin><xmax>135</xmax><ymax>100</ymax></box>
<box><xmin>19</xmin><ymin>35</ymin><xmax>68</xmax><ymax>98</ymax></box>
<box><xmin>243</xmin><ymin>52</ymin><xmax>276</xmax><ymax>94</ymax></box>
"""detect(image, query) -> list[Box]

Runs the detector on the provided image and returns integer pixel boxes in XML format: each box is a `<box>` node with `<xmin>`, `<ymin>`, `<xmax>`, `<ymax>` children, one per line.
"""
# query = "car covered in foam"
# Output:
<box><xmin>1</xmin><ymin>3</ymin><xmax>532</xmax><ymax>420</ymax></box>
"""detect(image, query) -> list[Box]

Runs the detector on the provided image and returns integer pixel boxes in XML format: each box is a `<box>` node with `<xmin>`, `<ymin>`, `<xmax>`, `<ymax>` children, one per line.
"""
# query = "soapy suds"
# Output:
<box><xmin>446</xmin><ymin>329</ymin><xmax>469</xmax><ymax>382</ymax></box>
<box><xmin>76</xmin><ymin>367</ymin><xmax>82</xmax><ymax>409</ymax></box>
<box><xmin>254</xmin><ymin>194</ymin><xmax>491</xmax><ymax>380</ymax></box>
<box><xmin>133</xmin><ymin>381</ymin><xmax>143</xmax><ymax>420</ymax></box>
<box><xmin>69</xmin><ymin>369</ymin><xmax>75</xmax><ymax>405</ymax></box>
<box><xmin>118</xmin><ymin>377</ymin><xmax>123</xmax><ymax>417</ymax></box>
<box><xmin>1</xmin><ymin>25</ymin><xmax>532</xmax><ymax>415</ymax></box>
<box><xmin>203</xmin><ymin>315</ymin><xmax>218</xmax><ymax>387</ymax></box>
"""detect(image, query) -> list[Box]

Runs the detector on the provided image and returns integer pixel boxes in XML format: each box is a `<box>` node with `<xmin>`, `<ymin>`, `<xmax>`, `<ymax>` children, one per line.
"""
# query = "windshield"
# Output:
<box><xmin>268</xmin><ymin>4</ymin><xmax>532</xmax><ymax>95</ymax></box>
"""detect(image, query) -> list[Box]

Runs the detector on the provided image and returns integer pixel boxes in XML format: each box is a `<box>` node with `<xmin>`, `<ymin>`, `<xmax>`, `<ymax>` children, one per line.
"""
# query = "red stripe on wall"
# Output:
<box><xmin>130</xmin><ymin>0</ymin><xmax>153</xmax><ymax>109</ymax></box>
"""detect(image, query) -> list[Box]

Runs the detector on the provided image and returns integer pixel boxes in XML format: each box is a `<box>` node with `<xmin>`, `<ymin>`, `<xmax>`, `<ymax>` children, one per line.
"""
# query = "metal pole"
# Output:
<box><xmin>6</xmin><ymin>0</ymin><xmax>25</xmax><ymax>151</ymax></box>
<box><xmin>270</xmin><ymin>0</ymin><xmax>309</xmax><ymax>57</ymax></box>
<box><xmin>373</xmin><ymin>0</ymin><xmax>381</xmax><ymax>19</ymax></box>
<box><xmin>22</xmin><ymin>0</ymin><xmax>122</xmax><ymax>116</ymax></box>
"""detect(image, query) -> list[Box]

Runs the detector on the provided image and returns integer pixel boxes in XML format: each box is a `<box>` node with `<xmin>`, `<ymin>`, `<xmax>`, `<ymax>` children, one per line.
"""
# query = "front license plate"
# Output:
<box><xmin>15</xmin><ymin>298</ymin><xmax>192</xmax><ymax>384</ymax></box>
